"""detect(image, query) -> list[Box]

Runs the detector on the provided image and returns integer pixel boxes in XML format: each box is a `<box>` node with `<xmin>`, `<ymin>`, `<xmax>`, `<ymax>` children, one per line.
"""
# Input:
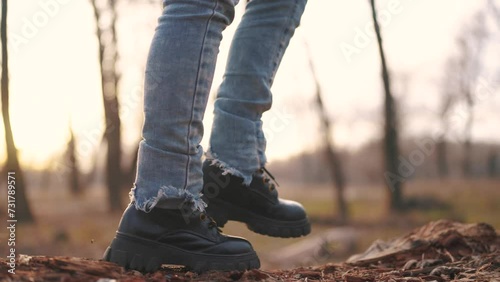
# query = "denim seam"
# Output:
<box><xmin>268</xmin><ymin>0</ymin><xmax>300</xmax><ymax>85</ymax></box>
<box><xmin>184</xmin><ymin>0</ymin><xmax>219</xmax><ymax>190</ymax></box>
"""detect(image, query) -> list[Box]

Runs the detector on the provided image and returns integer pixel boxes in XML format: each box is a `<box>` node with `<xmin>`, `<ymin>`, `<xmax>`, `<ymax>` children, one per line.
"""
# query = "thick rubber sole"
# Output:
<box><xmin>207</xmin><ymin>199</ymin><xmax>311</xmax><ymax>238</ymax></box>
<box><xmin>102</xmin><ymin>233</ymin><xmax>260</xmax><ymax>273</ymax></box>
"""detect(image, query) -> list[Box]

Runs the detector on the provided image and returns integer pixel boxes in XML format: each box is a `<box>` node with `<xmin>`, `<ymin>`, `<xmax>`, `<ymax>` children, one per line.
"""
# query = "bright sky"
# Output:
<box><xmin>1</xmin><ymin>0</ymin><xmax>499</xmax><ymax>170</ymax></box>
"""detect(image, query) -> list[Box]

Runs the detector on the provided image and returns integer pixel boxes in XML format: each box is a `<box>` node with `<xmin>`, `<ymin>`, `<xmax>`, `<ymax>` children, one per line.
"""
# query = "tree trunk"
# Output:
<box><xmin>487</xmin><ymin>150</ymin><xmax>498</xmax><ymax>178</ymax></box>
<box><xmin>462</xmin><ymin>108</ymin><xmax>473</xmax><ymax>177</ymax></box>
<box><xmin>461</xmin><ymin>82</ymin><xmax>475</xmax><ymax>178</ymax></box>
<box><xmin>437</xmin><ymin>60</ymin><xmax>456</xmax><ymax>179</ymax></box>
<box><xmin>1</xmin><ymin>0</ymin><xmax>35</xmax><ymax>222</ymax></box>
<box><xmin>436</xmin><ymin>139</ymin><xmax>448</xmax><ymax>178</ymax></box>
<box><xmin>370</xmin><ymin>0</ymin><xmax>403</xmax><ymax>211</ymax></box>
<box><xmin>91</xmin><ymin>0</ymin><xmax>123</xmax><ymax>212</ymax></box>
<box><xmin>67</xmin><ymin>127</ymin><xmax>81</xmax><ymax>195</ymax></box>
<box><xmin>436</xmin><ymin>62</ymin><xmax>456</xmax><ymax>179</ymax></box>
<box><xmin>306</xmin><ymin>44</ymin><xmax>348</xmax><ymax>223</ymax></box>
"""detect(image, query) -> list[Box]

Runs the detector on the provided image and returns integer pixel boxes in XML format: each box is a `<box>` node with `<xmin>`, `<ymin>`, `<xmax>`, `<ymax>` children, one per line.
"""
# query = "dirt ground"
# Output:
<box><xmin>1</xmin><ymin>220</ymin><xmax>499</xmax><ymax>282</ymax></box>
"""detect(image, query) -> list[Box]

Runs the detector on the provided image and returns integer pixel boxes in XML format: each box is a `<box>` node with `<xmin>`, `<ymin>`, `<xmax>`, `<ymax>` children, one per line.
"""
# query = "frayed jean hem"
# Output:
<box><xmin>129</xmin><ymin>185</ymin><xmax>207</xmax><ymax>213</ymax></box>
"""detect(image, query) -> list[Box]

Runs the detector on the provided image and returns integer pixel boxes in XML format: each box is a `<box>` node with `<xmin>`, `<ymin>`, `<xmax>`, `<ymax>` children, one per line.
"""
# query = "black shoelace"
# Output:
<box><xmin>200</xmin><ymin>213</ymin><xmax>222</xmax><ymax>233</ymax></box>
<box><xmin>260</xmin><ymin>167</ymin><xmax>280</xmax><ymax>190</ymax></box>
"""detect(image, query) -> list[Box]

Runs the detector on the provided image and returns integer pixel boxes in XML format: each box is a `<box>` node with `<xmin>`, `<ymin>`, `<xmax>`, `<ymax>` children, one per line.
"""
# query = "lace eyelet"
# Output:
<box><xmin>200</xmin><ymin>213</ymin><xmax>206</xmax><ymax>221</ymax></box>
<box><xmin>269</xmin><ymin>184</ymin><xmax>275</xmax><ymax>191</ymax></box>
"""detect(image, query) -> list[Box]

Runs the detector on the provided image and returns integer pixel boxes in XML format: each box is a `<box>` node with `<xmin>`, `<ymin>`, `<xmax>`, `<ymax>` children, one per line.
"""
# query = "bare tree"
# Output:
<box><xmin>1</xmin><ymin>0</ymin><xmax>35</xmax><ymax>222</ymax></box>
<box><xmin>436</xmin><ymin>58</ymin><xmax>460</xmax><ymax>178</ymax></box>
<box><xmin>66</xmin><ymin>126</ymin><xmax>81</xmax><ymax>195</ymax></box>
<box><xmin>487</xmin><ymin>149</ymin><xmax>498</xmax><ymax>178</ymax></box>
<box><xmin>370</xmin><ymin>0</ymin><xmax>403</xmax><ymax>210</ymax></box>
<box><xmin>486</xmin><ymin>0</ymin><xmax>499</xmax><ymax>179</ymax></box>
<box><xmin>91</xmin><ymin>0</ymin><xmax>123</xmax><ymax>211</ymax></box>
<box><xmin>305</xmin><ymin>43</ymin><xmax>348</xmax><ymax>223</ymax></box>
<box><xmin>456</xmin><ymin>12</ymin><xmax>487</xmax><ymax>177</ymax></box>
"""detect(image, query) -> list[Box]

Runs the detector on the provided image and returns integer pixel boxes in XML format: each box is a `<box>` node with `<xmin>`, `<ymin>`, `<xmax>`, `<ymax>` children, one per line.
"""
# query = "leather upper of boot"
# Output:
<box><xmin>117</xmin><ymin>203</ymin><xmax>254</xmax><ymax>255</ymax></box>
<box><xmin>203</xmin><ymin>162</ymin><xmax>307</xmax><ymax>221</ymax></box>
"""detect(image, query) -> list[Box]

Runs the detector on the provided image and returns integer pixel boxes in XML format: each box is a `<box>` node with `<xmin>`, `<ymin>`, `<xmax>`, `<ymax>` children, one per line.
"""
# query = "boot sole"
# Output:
<box><xmin>207</xmin><ymin>199</ymin><xmax>311</xmax><ymax>238</ymax></box>
<box><xmin>103</xmin><ymin>232</ymin><xmax>260</xmax><ymax>273</ymax></box>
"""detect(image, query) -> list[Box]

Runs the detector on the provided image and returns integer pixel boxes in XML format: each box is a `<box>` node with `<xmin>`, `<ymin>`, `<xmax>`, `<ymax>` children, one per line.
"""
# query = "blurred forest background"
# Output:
<box><xmin>1</xmin><ymin>0</ymin><xmax>499</xmax><ymax>269</ymax></box>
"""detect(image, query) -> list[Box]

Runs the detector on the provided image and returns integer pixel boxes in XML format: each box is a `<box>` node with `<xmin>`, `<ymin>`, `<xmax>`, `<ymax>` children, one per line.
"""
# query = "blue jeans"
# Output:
<box><xmin>131</xmin><ymin>0</ymin><xmax>307</xmax><ymax>213</ymax></box>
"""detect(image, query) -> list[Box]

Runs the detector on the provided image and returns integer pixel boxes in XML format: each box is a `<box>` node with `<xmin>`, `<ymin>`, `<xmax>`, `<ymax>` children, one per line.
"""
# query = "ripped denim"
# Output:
<box><xmin>130</xmin><ymin>0</ymin><xmax>307</xmax><ymax>212</ymax></box>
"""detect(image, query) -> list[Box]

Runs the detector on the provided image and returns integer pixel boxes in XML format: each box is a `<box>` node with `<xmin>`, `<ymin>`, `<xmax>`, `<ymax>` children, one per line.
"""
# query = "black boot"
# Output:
<box><xmin>103</xmin><ymin>203</ymin><xmax>260</xmax><ymax>273</ymax></box>
<box><xmin>203</xmin><ymin>161</ymin><xmax>311</xmax><ymax>238</ymax></box>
